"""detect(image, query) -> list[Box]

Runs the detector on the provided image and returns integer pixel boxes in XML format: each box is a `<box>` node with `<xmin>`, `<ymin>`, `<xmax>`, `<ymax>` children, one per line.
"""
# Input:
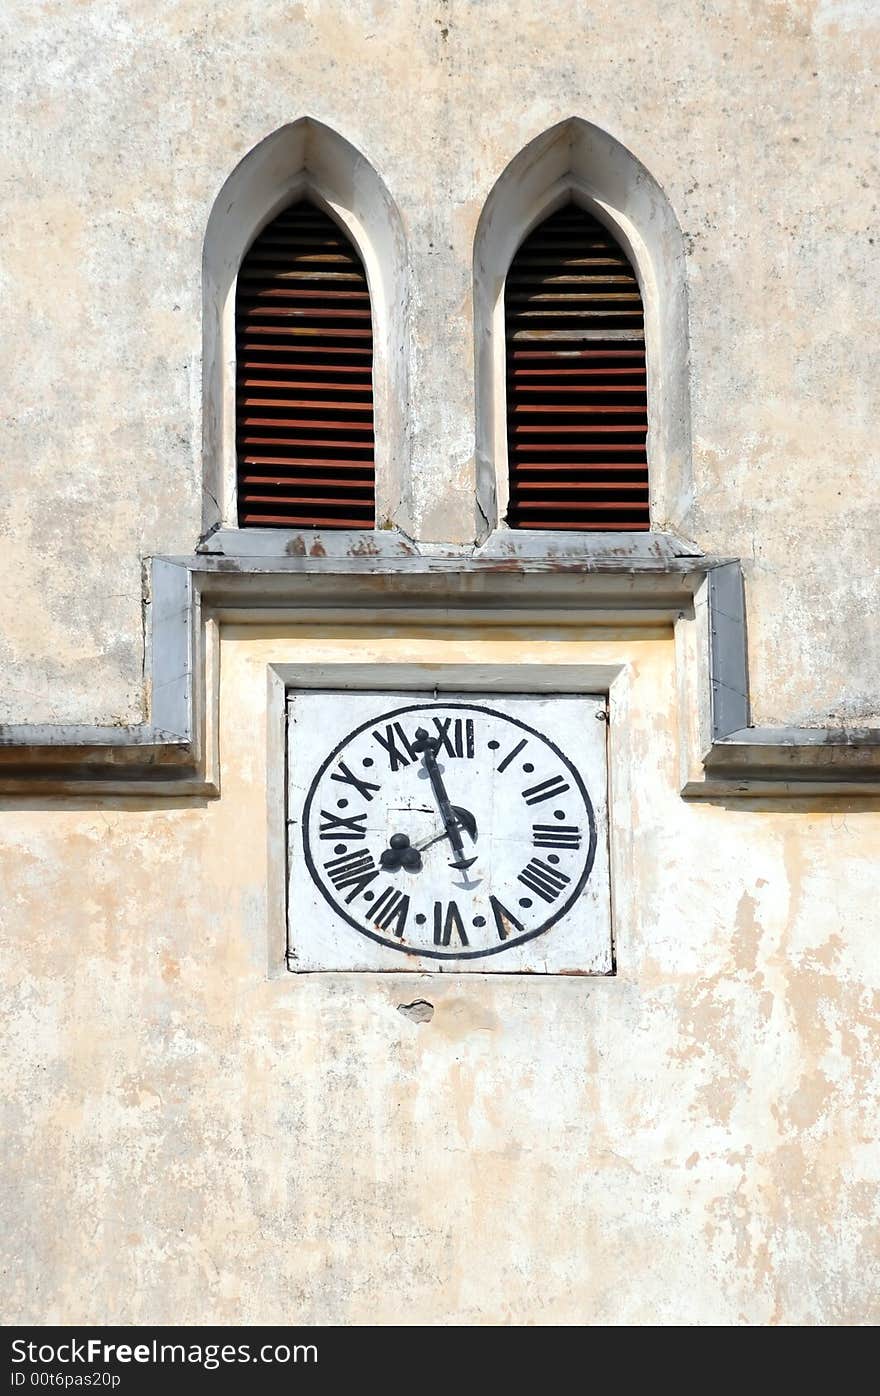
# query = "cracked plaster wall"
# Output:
<box><xmin>3</xmin><ymin>624</ymin><xmax>879</xmax><ymax>1325</ymax></box>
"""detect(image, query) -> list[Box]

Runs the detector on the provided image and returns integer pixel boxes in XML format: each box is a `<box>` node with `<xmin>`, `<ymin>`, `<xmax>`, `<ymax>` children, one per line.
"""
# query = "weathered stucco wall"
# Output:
<box><xmin>0</xmin><ymin>0</ymin><xmax>878</xmax><ymax>725</ymax></box>
<box><xmin>3</xmin><ymin>623</ymin><xmax>879</xmax><ymax>1324</ymax></box>
<box><xmin>1</xmin><ymin>0</ymin><xmax>879</xmax><ymax>1327</ymax></box>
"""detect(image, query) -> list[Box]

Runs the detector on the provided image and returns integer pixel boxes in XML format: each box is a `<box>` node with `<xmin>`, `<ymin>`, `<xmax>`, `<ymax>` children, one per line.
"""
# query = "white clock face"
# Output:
<box><xmin>287</xmin><ymin>692</ymin><xmax>612</xmax><ymax>974</ymax></box>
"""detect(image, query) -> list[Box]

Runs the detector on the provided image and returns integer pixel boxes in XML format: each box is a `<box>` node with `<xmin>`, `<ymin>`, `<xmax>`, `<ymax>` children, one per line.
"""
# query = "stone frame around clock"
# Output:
<box><xmin>291</xmin><ymin>693</ymin><xmax>603</xmax><ymax>968</ymax></box>
<box><xmin>270</xmin><ymin>662</ymin><xmax>621</xmax><ymax>977</ymax></box>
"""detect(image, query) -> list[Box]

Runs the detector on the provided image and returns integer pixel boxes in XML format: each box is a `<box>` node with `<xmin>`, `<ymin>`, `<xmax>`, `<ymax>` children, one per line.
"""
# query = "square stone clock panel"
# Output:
<box><xmin>286</xmin><ymin>691</ymin><xmax>612</xmax><ymax>974</ymax></box>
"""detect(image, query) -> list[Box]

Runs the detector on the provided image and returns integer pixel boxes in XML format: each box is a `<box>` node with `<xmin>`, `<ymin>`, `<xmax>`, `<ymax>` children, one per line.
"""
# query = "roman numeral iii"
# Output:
<box><xmin>532</xmin><ymin>822</ymin><xmax>582</xmax><ymax>849</ymax></box>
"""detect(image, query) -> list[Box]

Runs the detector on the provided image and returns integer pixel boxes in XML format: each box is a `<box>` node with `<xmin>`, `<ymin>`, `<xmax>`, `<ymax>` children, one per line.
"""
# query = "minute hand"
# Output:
<box><xmin>413</xmin><ymin>728</ymin><xmax>477</xmax><ymax>871</ymax></box>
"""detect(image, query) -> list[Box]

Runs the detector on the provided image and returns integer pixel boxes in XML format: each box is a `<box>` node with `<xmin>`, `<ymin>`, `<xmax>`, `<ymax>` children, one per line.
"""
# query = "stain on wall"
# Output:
<box><xmin>2</xmin><ymin>625</ymin><xmax>878</xmax><ymax>1324</ymax></box>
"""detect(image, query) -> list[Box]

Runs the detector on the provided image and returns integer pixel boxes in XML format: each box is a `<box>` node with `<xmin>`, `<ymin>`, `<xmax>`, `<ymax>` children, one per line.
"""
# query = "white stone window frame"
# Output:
<box><xmin>473</xmin><ymin>118</ymin><xmax>693</xmax><ymax>539</ymax></box>
<box><xmin>201</xmin><ymin>118</ymin><xmax>409</xmax><ymax>548</ymax></box>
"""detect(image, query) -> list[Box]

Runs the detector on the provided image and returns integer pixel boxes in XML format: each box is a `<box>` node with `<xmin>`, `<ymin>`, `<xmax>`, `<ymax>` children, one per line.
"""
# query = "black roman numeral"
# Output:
<box><xmin>324</xmin><ymin>849</ymin><xmax>379</xmax><ymax>903</ymax></box>
<box><xmin>518</xmin><ymin>857</ymin><xmax>571</xmax><ymax>903</ymax></box>
<box><xmin>431</xmin><ymin>716</ymin><xmax>475</xmax><ymax>759</ymax></box>
<box><xmin>497</xmin><ymin>738</ymin><xmax>527</xmax><ymax>773</ymax></box>
<box><xmin>330</xmin><ymin>760</ymin><xmax>381</xmax><ymax>801</ymax></box>
<box><xmin>522</xmin><ymin>774</ymin><xmax>570</xmax><ymax>805</ymax></box>
<box><xmin>368</xmin><ymin>887</ymin><xmax>410</xmax><ymax>938</ymax></box>
<box><xmin>489</xmin><ymin>895</ymin><xmax>524</xmax><ymax>942</ymax></box>
<box><xmin>433</xmin><ymin>900</ymin><xmax>469</xmax><ymax>947</ymax></box>
<box><xmin>372</xmin><ymin>722</ymin><xmax>416</xmax><ymax>771</ymax></box>
<box><xmin>532</xmin><ymin>823</ymin><xmax>582</xmax><ymax>849</ymax></box>
<box><xmin>319</xmin><ymin>809</ymin><xmax>369</xmax><ymax>840</ymax></box>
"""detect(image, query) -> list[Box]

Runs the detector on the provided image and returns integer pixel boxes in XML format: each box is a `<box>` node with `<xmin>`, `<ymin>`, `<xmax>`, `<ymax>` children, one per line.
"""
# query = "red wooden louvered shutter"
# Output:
<box><xmin>236</xmin><ymin>200</ymin><xmax>375</xmax><ymax>528</ymax></box>
<box><xmin>504</xmin><ymin>203</ymin><xmax>649</xmax><ymax>531</ymax></box>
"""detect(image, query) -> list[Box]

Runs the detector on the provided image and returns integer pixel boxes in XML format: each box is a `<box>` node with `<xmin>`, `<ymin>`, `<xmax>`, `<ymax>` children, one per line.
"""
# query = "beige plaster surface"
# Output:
<box><xmin>2</xmin><ymin>624</ymin><xmax>878</xmax><ymax>1324</ymax></box>
<box><xmin>0</xmin><ymin>1</ymin><xmax>878</xmax><ymax>727</ymax></box>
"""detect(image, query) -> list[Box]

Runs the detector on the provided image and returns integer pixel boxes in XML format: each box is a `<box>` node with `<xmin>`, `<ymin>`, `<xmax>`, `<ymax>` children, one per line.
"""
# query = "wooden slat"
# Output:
<box><xmin>512</xmin><ymin>462</ymin><xmax>648</xmax><ymax>472</ymax></box>
<box><xmin>238</xmin><ymin>398</ymin><xmax>373</xmax><ymax>411</ymax></box>
<box><xmin>236</xmin><ymin>201</ymin><xmax>375</xmax><ymax>529</ymax></box>
<box><xmin>517</xmin><ymin>481</ymin><xmax>649</xmax><ymax>492</ymax></box>
<box><xmin>240</xmin><ymin>514</ymin><xmax>373</xmax><ymax>527</ymax></box>
<box><xmin>524</xmin><ymin>520</ymin><xmax>651</xmax><ymax>531</ymax></box>
<box><xmin>504</xmin><ymin>204</ymin><xmax>650</xmax><ymax>532</ymax></box>
<box><xmin>511</xmin><ymin>329</ymin><xmax>646</xmax><ymax>341</ymax></box>
<box><xmin>244</xmin><ymin>326</ymin><xmax>373</xmax><ymax>339</ymax></box>
<box><xmin>242</xmin><ymin>456</ymin><xmax>375</xmax><ymax>469</ymax></box>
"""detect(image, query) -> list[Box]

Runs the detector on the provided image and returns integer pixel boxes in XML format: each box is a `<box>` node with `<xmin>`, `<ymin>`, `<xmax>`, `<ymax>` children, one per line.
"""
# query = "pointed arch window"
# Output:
<box><xmin>235</xmin><ymin>200</ymin><xmax>375</xmax><ymax>529</ymax></box>
<box><xmin>504</xmin><ymin>203</ymin><xmax>649</xmax><ymax>532</ymax></box>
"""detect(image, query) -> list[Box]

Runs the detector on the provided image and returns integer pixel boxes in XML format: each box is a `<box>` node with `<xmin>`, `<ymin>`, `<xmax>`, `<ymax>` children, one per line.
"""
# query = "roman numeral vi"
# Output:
<box><xmin>433</xmin><ymin>900</ymin><xmax>469</xmax><ymax>947</ymax></box>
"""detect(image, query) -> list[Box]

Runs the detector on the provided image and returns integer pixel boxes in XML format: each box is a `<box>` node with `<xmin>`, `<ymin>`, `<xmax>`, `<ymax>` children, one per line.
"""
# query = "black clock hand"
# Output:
<box><xmin>379</xmin><ymin>806</ymin><xmax>478</xmax><ymax>872</ymax></box>
<box><xmin>412</xmin><ymin>728</ymin><xmax>478</xmax><ymax>871</ymax></box>
<box><xmin>418</xmin><ymin>806</ymin><xmax>477</xmax><ymax>850</ymax></box>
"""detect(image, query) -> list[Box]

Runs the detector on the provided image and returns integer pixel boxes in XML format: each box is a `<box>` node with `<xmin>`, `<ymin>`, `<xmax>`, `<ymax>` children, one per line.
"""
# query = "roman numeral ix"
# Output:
<box><xmin>518</xmin><ymin>857</ymin><xmax>571</xmax><ymax>903</ymax></box>
<box><xmin>532</xmin><ymin>823</ymin><xmax>582</xmax><ymax>849</ymax></box>
<box><xmin>522</xmin><ymin>774</ymin><xmax>571</xmax><ymax>805</ymax></box>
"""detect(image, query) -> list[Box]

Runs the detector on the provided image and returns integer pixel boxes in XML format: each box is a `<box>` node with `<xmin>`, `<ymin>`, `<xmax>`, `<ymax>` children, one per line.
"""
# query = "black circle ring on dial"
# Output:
<box><xmin>300</xmin><ymin>701</ymin><xmax>598</xmax><ymax>960</ymax></box>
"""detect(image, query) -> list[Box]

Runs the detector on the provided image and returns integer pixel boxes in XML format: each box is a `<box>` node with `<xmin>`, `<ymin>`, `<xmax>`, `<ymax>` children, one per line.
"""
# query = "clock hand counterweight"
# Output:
<box><xmin>412</xmin><ymin>728</ymin><xmax>478</xmax><ymax>872</ymax></box>
<box><xmin>379</xmin><ymin>805</ymin><xmax>478</xmax><ymax>872</ymax></box>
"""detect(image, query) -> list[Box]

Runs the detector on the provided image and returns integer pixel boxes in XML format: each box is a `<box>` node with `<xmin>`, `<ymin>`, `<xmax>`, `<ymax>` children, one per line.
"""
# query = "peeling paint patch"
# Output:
<box><xmin>397</xmin><ymin>999</ymin><xmax>434</xmax><ymax>1023</ymax></box>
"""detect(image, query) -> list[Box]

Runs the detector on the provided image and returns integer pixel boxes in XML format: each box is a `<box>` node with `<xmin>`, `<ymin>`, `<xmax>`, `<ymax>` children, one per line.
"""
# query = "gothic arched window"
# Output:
<box><xmin>504</xmin><ymin>203</ymin><xmax>649</xmax><ymax>531</ymax></box>
<box><xmin>235</xmin><ymin>200</ymin><xmax>375</xmax><ymax>529</ymax></box>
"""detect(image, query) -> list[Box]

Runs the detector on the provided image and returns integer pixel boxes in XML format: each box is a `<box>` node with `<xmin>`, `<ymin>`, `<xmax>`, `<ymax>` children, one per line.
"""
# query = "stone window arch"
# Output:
<box><xmin>202</xmin><ymin>118</ymin><xmax>407</xmax><ymax>544</ymax></box>
<box><xmin>473</xmin><ymin>118</ymin><xmax>692</xmax><ymax>538</ymax></box>
<box><xmin>235</xmin><ymin>198</ymin><xmax>375</xmax><ymax>529</ymax></box>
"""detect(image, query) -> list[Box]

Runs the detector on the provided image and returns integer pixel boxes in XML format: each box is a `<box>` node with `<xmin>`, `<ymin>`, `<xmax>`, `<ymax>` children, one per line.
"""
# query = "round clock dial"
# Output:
<box><xmin>301</xmin><ymin>701</ymin><xmax>597</xmax><ymax>960</ymax></box>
